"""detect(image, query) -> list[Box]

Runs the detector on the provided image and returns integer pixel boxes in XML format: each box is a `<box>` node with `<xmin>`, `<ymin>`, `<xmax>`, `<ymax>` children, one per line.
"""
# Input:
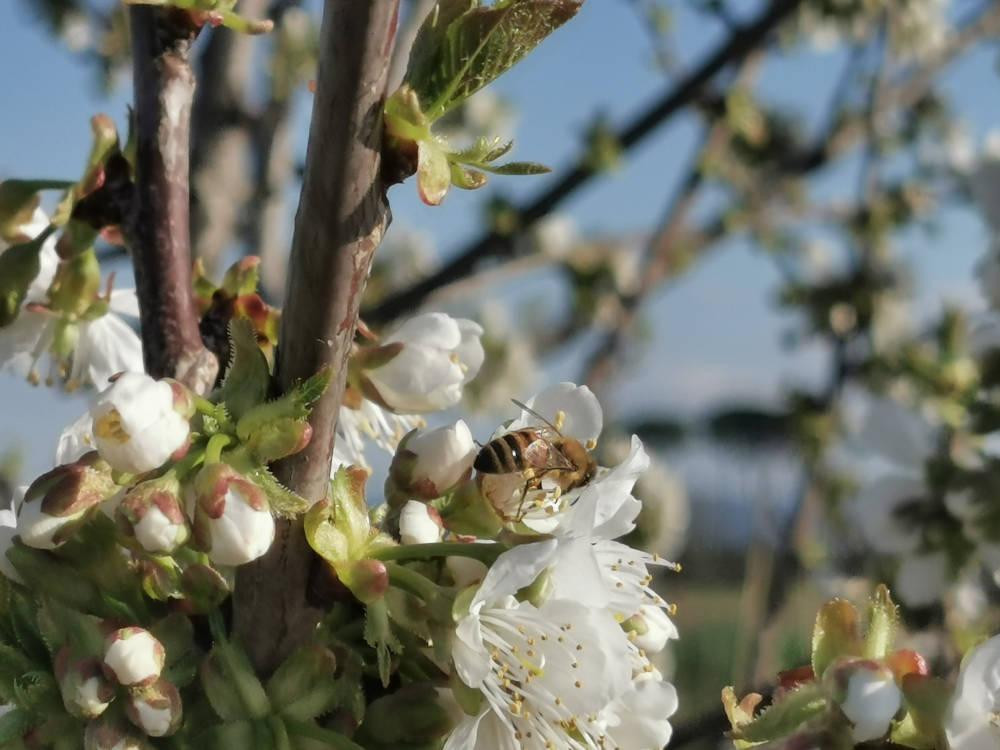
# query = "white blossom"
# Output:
<box><xmin>364</xmin><ymin>313</ymin><xmax>484</xmax><ymax>413</ymax></box>
<box><xmin>333</xmin><ymin>399</ymin><xmax>422</xmax><ymax>472</ymax></box>
<box><xmin>448</xmin><ymin>541</ymin><xmax>634</xmax><ymax>749</ymax></box>
<box><xmin>91</xmin><ymin>373</ymin><xmax>190</xmax><ymax>474</ymax></box>
<box><xmin>0</xmin><ymin>489</ymin><xmax>21</xmax><ymax>583</ymax></box>
<box><xmin>946</xmin><ymin>634</ymin><xmax>1000</xmax><ymax>750</ymax></box>
<box><xmin>394</xmin><ymin>420</ymin><xmax>477</xmax><ymax>498</ymax></box>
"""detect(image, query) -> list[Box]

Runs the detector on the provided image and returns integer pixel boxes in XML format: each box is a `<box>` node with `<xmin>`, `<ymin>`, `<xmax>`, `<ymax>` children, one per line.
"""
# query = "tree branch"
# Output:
<box><xmin>128</xmin><ymin>6</ymin><xmax>218</xmax><ymax>392</ymax></box>
<box><xmin>364</xmin><ymin>0</ymin><xmax>805</xmax><ymax>325</ymax></box>
<box><xmin>233</xmin><ymin>0</ymin><xmax>400</xmax><ymax>675</ymax></box>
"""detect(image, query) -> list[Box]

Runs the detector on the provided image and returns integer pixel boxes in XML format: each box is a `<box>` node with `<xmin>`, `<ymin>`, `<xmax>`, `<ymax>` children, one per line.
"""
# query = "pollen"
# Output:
<box><xmin>94</xmin><ymin>408</ymin><xmax>131</xmax><ymax>444</ymax></box>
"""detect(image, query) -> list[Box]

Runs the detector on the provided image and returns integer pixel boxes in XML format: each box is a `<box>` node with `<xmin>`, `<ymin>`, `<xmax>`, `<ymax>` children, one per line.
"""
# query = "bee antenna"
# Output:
<box><xmin>511</xmin><ymin>398</ymin><xmax>563</xmax><ymax>435</ymax></box>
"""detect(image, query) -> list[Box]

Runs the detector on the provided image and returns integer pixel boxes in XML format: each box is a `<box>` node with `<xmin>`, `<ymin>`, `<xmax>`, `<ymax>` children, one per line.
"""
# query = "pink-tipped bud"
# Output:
<box><xmin>387</xmin><ymin>421</ymin><xmax>477</xmax><ymax>505</ymax></box>
<box><xmin>827</xmin><ymin>659</ymin><xmax>902</xmax><ymax>743</ymax></box>
<box><xmin>20</xmin><ymin>452</ymin><xmax>116</xmax><ymax>549</ymax></box>
<box><xmin>192</xmin><ymin>463</ymin><xmax>274</xmax><ymax>566</ymax></box>
<box><xmin>55</xmin><ymin>648</ymin><xmax>114</xmax><ymax>720</ymax></box>
<box><xmin>398</xmin><ymin>501</ymin><xmax>444</xmax><ymax>545</ymax></box>
<box><xmin>117</xmin><ymin>475</ymin><xmax>190</xmax><ymax>555</ymax></box>
<box><xmin>102</xmin><ymin>627</ymin><xmax>165</xmax><ymax>688</ymax></box>
<box><xmin>125</xmin><ymin>678</ymin><xmax>183</xmax><ymax>738</ymax></box>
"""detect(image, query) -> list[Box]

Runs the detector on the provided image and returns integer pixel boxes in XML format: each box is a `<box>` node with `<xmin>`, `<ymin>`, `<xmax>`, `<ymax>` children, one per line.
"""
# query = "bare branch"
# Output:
<box><xmin>233</xmin><ymin>0</ymin><xmax>400</xmax><ymax>675</ymax></box>
<box><xmin>364</xmin><ymin>0</ymin><xmax>805</xmax><ymax>325</ymax></box>
<box><xmin>128</xmin><ymin>6</ymin><xmax>218</xmax><ymax>392</ymax></box>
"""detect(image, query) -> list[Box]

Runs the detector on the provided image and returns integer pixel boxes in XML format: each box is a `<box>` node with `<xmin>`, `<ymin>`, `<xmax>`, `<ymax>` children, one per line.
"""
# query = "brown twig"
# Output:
<box><xmin>364</xmin><ymin>0</ymin><xmax>805</xmax><ymax>325</ymax></box>
<box><xmin>233</xmin><ymin>0</ymin><xmax>400</xmax><ymax>675</ymax></box>
<box><xmin>128</xmin><ymin>6</ymin><xmax>218</xmax><ymax>392</ymax></box>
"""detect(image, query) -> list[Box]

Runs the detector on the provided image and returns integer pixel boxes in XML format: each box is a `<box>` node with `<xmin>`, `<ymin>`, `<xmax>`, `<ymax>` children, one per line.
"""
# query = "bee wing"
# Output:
<box><xmin>524</xmin><ymin>436</ymin><xmax>575</xmax><ymax>471</ymax></box>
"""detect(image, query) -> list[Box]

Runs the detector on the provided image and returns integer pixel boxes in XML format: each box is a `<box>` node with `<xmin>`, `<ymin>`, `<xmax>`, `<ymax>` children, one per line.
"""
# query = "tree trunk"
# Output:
<box><xmin>233</xmin><ymin>0</ymin><xmax>400</xmax><ymax>675</ymax></box>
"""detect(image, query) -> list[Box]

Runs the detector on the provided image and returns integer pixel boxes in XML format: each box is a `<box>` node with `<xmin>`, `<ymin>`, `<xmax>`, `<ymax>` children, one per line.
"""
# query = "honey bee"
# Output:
<box><xmin>475</xmin><ymin>400</ymin><xmax>597</xmax><ymax>521</ymax></box>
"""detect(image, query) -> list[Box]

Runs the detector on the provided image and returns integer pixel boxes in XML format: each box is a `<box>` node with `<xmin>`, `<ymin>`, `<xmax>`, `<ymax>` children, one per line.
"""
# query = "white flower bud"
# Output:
<box><xmin>405</xmin><ymin>420</ymin><xmax>477</xmax><ymax>496</ymax></box>
<box><xmin>628</xmin><ymin>605</ymin><xmax>679</xmax><ymax>655</ymax></box>
<box><xmin>56</xmin><ymin>649</ymin><xmax>114</xmax><ymax>720</ymax></box>
<box><xmin>103</xmin><ymin>628</ymin><xmax>165</xmax><ymax>687</ymax></box>
<box><xmin>126</xmin><ymin>678</ymin><xmax>183</xmax><ymax>738</ymax></box>
<box><xmin>364</xmin><ymin>313</ymin><xmax>484</xmax><ymax>413</ymax></box>
<box><xmin>0</xmin><ymin>490</ymin><xmax>21</xmax><ymax>583</ymax></box>
<box><xmin>837</xmin><ymin>662</ymin><xmax>901</xmax><ymax>743</ymax></box>
<box><xmin>193</xmin><ymin>464</ymin><xmax>275</xmax><ymax>566</ymax></box>
<box><xmin>117</xmin><ymin>476</ymin><xmax>189</xmax><ymax>555</ymax></box>
<box><xmin>399</xmin><ymin>501</ymin><xmax>444</xmax><ymax>545</ymax></box>
<box><xmin>90</xmin><ymin>373</ymin><xmax>191</xmax><ymax>474</ymax></box>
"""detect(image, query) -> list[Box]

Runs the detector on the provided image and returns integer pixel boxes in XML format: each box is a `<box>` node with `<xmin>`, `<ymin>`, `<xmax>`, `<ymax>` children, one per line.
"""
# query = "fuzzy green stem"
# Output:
<box><xmin>372</xmin><ymin>541</ymin><xmax>507</xmax><ymax>565</ymax></box>
<box><xmin>204</xmin><ymin>433</ymin><xmax>233</xmax><ymax>464</ymax></box>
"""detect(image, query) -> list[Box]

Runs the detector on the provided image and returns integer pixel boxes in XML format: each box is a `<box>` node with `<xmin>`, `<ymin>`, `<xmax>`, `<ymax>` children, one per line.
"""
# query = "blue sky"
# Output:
<box><xmin>0</xmin><ymin>0</ymin><xmax>995</xmax><ymax>480</ymax></box>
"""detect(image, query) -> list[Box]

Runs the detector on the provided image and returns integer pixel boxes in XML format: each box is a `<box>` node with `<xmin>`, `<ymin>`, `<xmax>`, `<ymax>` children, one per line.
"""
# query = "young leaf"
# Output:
<box><xmin>0</xmin><ymin>229</ymin><xmax>53</xmax><ymax>327</ymax></box>
<box><xmin>364</xmin><ymin>599</ymin><xmax>402</xmax><ymax>688</ymax></box>
<box><xmin>219</xmin><ymin>318</ymin><xmax>272</xmax><ymax>421</ymax></box>
<box><xmin>405</xmin><ymin>0</ymin><xmax>584</xmax><ymax>120</ymax></box>
<box><xmin>0</xmin><ymin>708</ymin><xmax>34</xmax><ymax>745</ymax></box>
<box><xmin>811</xmin><ymin>599</ymin><xmax>861</xmax><ymax>680</ymax></box>
<box><xmin>478</xmin><ymin>160</ymin><xmax>551</xmax><ymax>175</ymax></box>
<box><xmin>450</xmin><ymin>163</ymin><xmax>489</xmax><ymax>190</ymax></box>
<box><xmin>729</xmin><ymin>684</ymin><xmax>828</xmax><ymax>744</ymax></box>
<box><xmin>863</xmin><ymin>584</ymin><xmax>897</xmax><ymax>660</ymax></box>
<box><xmin>248</xmin><ymin>467</ymin><xmax>311</xmax><ymax>517</ymax></box>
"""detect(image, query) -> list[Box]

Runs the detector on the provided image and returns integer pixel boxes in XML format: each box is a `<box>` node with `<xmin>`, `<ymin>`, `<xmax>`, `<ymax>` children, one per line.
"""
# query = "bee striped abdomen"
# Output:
<box><xmin>475</xmin><ymin>432</ymin><xmax>528</xmax><ymax>474</ymax></box>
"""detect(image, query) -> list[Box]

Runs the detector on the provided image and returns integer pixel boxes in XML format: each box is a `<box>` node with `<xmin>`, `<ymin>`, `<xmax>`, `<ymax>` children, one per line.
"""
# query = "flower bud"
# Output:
<box><xmin>55</xmin><ymin>648</ymin><xmax>114</xmax><ymax>720</ymax></box>
<box><xmin>624</xmin><ymin>605</ymin><xmax>679</xmax><ymax>655</ymax></box>
<box><xmin>125</xmin><ymin>678</ymin><xmax>183</xmax><ymax>738</ymax></box>
<box><xmin>245</xmin><ymin>418</ymin><xmax>313</xmax><ymax>464</ymax></box>
<box><xmin>117</xmin><ymin>475</ymin><xmax>189</xmax><ymax>554</ymax></box>
<box><xmin>398</xmin><ymin>501</ymin><xmax>444</xmax><ymax>545</ymax></box>
<box><xmin>342</xmin><ymin>559</ymin><xmax>389</xmax><ymax>605</ymax></box>
<box><xmin>446</xmin><ymin>554</ymin><xmax>488</xmax><ymax>588</ymax></box>
<box><xmin>829</xmin><ymin>659</ymin><xmax>901</xmax><ymax>743</ymax></box>
<box><xmin>90</xmin><ymin>373</ymin><xmax>191</xmax><ymax>474</ymax></box>
<box><xmin>388</xmin><ymin>421</ymin><xmax>477</xmax><ymax>504</ymax></box>
<box><xmin>84</xmin><ymin>719</ymin><xmax>150</xmax><ymax>750</ymax></box>
<box><xmin>103</xmin><ymin>627</ymin><xmax>165</xmax><ymax>688</ymax></box>
<box><xmin>179</xmin><ymin>563</ymin><xmax>230</xmax><ymax>613</ymax></box>
<box><xmin>20</xmin><ymin>452</ymin><xmax>117</xmax><ymax>549</ymax></box>
<box><xmin>360</xmin><ymin>313</ymin><xmax>484</xmax><ymax>413</ymax></box>
<box><xmin>361</xmin><ymin>684</ymin><xmax>455</xmax><ymax>744</ymax></box>
<box><xmin>192</xmin><ymin>463</ymin><xmax>275</xmax><ymax>566</ymax></box>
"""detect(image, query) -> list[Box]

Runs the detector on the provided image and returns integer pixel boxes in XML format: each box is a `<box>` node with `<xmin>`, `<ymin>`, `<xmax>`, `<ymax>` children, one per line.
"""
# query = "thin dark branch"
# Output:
<box><xmin>233</xmin><ymin>0</ymin><xmax>400</xmax><ymax>675</ymax></box>
<box><xmin>365</xmin><ymin>0</ymin><xmax>805</xmax><ymax>324</ymax></box>
<box><xmin>128</xmin><ymin>6</ymin><xmax>218</xmax><ymax>392</ymax></box>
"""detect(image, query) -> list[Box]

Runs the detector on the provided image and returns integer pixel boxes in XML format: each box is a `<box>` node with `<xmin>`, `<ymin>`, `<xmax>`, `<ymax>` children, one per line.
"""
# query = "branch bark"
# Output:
<box><xmin>364</xmin><ymin>0</ymin><xmax>804</xmax><ymax>325</ymax></box>
<box><xmin>129</xmin><ymin>6</ymin><xmax>218</xmax><ymax>392</ymax></box>
<box><xmin>233</xmin><ymin>0</ymin><xmax>400</xmax><ymax>675</ymax></box>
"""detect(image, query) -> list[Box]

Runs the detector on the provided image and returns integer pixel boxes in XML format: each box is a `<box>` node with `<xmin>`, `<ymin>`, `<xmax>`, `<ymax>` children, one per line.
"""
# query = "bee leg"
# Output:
<box><xmin>515</xmin><ymin>479</ymin><xmax>532</xmax><ymax>521</ymax></box>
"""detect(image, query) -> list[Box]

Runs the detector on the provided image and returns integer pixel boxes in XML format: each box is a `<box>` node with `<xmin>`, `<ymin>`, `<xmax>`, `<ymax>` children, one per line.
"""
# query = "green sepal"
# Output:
<box><xmin>434</xmin><ymin>480</ymin><xmax>504</xmax><ymax>538</ymax></box>
<box><xmin>219</xmin><ymin>319</ymin><xmax>271</xmax><ymax>421</ymax></box>
<box><xmin>52</xmin><ymin>114</ymin><xmax>120</xmax><ymax>227</ymax></box>
<box><xmin>202</xmin><ymin>650</ymin><xmax>248</xmax><ymax>722</ymax></box>
<box><xmin>221</xmin><ymin>257</ymin><xmax>262</xmax><ymax>297</ymax></box>
<box><xmin>207</xmin><ymin>612</ymin><xmax>272</xmax><ymax>720</ymax></box>
<box><xmin>449</xmin><ymin>669</ymin><xmax>483</xmax><ymax>716</ymax></box>
<box><xmin>364</xmin><ymin>599</ymin><xmax>402</xmax><ymax>688</ymax></box>
<box><xmin>811</xmin><ymin>599</ymin><xmax>861</xmax><ymax>680</ymax></box>
<box><xmin>0</xmin><ymin>645</ymin><xmax>35</xmax><ymax>705</ymax></box>
<box><xmin>0</xmin><ymin>227</ymin><xmax>54</xmax><ymax>327</ymax></box>
<box><xmin>235</xmin><ymin>367</ymin><xmax>332</xmax><ymax>441</ymax></box>
<box><xmin>357</xmin><ymin>685</ymin><xmax>454</xmax><ymax>745</ymax></box>
<box><xmin>48</xmin><ymin>246</ymin><xmax>100</xmax><ymax>318</ymax></box>
<box><xmin>892</xmin><ymin>674</ymin><xmax>950</xmax><ymax>749</ymax></box>
<box><xmin>728</xmin><ymin>683</ymin><xmax>828</xmax><ymax>744</ymax></box>
<box><xmin>384</xmin><ymin>86</ymin><xmax>433</xmax><ymax>143</ymax></box>
<box><xmin>247</xmin><ymin>467</ymin><xmax>310</xmax><ymax>517</ymax></box>
<box><xmin>11</xmin><ymin>671</ymin><xmax>62</xmax><ymax>716</ymax></box>
<box><xmin>863</xmin><ymin>584</ymin><xmax>897</xmax><ymax>660</ymax></box>
<box><xmin>6</xmin><ymin>544</ymin><xmax>109</xmax><ymax>620</ymax></box>
<box><xmin>404</xmin><ymin>0</ymin><xmax>583</xmax><ymax>121</ymax></box>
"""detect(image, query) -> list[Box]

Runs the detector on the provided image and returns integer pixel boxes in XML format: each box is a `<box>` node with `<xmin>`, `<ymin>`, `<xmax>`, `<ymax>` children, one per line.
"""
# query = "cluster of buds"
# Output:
<box><xmin>723</xmin><ymin>587</ymin><xmax>957</xmax><ymax>748</ymax></box>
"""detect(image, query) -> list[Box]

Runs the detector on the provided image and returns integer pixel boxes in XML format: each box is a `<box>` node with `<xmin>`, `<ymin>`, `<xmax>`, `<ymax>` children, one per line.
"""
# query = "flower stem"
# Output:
<box><xmin>372</xmin><ymin>541</ymin><xmax>506</xmax><ymax>565</ymax></box>
<box><xmin>204</xmin><ymin>433</ymin><xmax>233</xmax><ymax>464</ymax></box>
<box><xmin>384</xmin><ymin>562</ymin><xmax>446</xmax><ymax>603</ymax></box>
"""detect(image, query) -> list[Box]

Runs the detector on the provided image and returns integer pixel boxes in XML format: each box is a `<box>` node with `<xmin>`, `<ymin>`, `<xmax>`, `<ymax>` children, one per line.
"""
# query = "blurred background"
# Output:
<box><xmin>3</xmin><ymin>0</ymin><xmax>1000</xmax><ymax>746</ymax></box>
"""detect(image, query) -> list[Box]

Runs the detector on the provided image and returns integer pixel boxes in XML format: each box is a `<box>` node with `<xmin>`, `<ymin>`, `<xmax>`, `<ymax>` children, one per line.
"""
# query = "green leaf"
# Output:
<box><xmin>863</xmin><ymin>584</ymin><xmax>897</xmax><ymax>660</ymax></box>
<box><xmin>730</xmin><ymin>684</ymin><xmax>828</xmax><ymax>744</ymax></box>
<box><xmin>202</xmin><ymin>651</ymin><xmax>248</xmax><ymax>722</ymax></box>
<box><xmin>0</xmin><ymin>228</ymin><xmax>54</xmax><ymax>327</ymax></box>
<box><xmin>478</xmin><ymin>160</ymin><xmax>551</xmax><ymax>176</ymax></box>
<box><xmin>0</xmin><ymin>645</ymin><xmax>34</xmax><ymax>704</ymax></box>
<box><xmin>417</xmin><ymin>141</ymin><xmax>452</xmax><ymax>205</ymax></box>
<box><xmin>811</xmin><ymin>599</ymin><xmax>861</xmax><ymax>680</ymax></box>
<box><xmin>12</xmin><ymin>671</ymin><xmax>61</xmax><ymax>715</ymax></box>
<box><xmin>0</xmin><ymin>180</ymin><xmax>70</xmax><ymax>243</ymax></box>
<box><xmin>219</xmin><ymin>319</ymin><xmax>272</xmax><ymax>421</ymax></box>
<box><xmin>364</xmin><ymin>600</ymin><xmax>402</xmax><ymax>688</ymax></box>
<box><xmin>207</xmin><ymin>613</ymin><xmax>272</xmax><ymax>720</ymax></box>
<box><xmin>0</xmin><ymin>708</ymin><xmax>34</xmax><ymax>745</ymax></box>
<box><xmin>405</xmin><ymin>0</ymin><xmax>584</xmax><ymax>120</ymax></box>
